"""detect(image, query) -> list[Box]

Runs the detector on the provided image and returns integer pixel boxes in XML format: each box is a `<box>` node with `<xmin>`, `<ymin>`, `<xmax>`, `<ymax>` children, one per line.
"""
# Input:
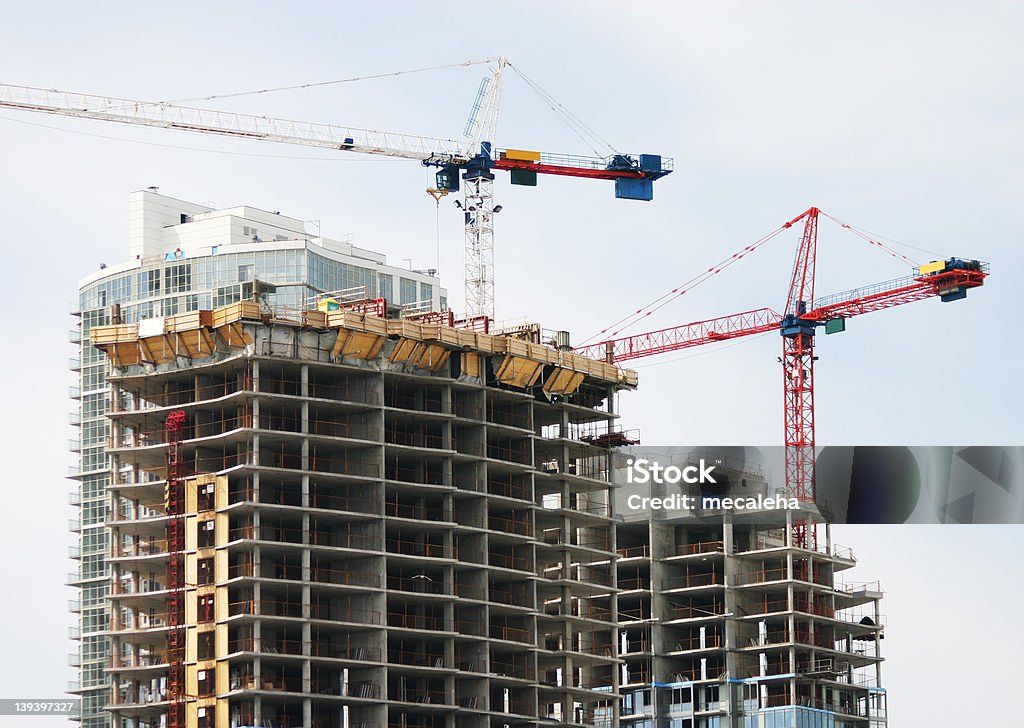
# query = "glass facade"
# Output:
<box><xmin>71</xmin><ymin>240</ymin><xmax>442</xmax><ymax>727</ymax></box>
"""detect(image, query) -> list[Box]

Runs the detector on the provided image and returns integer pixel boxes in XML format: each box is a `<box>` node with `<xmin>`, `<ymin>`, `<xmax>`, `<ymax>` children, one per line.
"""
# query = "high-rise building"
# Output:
<box><xmin>613</xmin><ymin>455</ymin><xmax>887</xmax><ymax>728</ymax></box>
<box><xmin>73</xmin><ymin>189</ymin><xmax>888</xmax><ymax>728</ymax></box>
<box><xmin>70</xmin><ymin>190</ymin><xmax>445</xmax><ymax>728</ymax></box>
<box><xmin>87</xmin><ymin>297</ymin><xmax>633</xmax><ymax>728</ymax></box>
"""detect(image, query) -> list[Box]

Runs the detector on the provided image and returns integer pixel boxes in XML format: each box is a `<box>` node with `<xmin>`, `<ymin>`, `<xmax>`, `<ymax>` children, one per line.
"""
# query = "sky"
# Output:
<box><xmin>0</xmin><ymin>1</ymin><xmax>1020</xmax><ymax>725</ymax></box>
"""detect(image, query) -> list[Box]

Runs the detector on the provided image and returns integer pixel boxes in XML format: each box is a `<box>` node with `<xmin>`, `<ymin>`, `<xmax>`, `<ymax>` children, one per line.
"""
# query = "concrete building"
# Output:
<box><xmin>87</xmin><ymin>300</ymin><xmax>635</xmax><ymax>728</ymax></box>
<box><xmin>613</xmin><ymin>454</ymin><xmax>887</xmax><ymax>728</ymax></box>
<box><xmin>72</xmin><ymin>190</ymin><xmax>888</xmax><ymax>728</ymax></box>
<box><xmin>70</xmin><ymin>190</ymin><xmax>445</xmax><ymax>728</ymax></box>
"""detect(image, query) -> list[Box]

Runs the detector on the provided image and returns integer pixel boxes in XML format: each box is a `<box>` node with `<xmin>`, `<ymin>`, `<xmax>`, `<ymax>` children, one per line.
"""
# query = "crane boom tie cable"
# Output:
<box><xmin>577</xmin><ymin>224</ymin><xmax>789</xmax><ymax>346</ymax></box>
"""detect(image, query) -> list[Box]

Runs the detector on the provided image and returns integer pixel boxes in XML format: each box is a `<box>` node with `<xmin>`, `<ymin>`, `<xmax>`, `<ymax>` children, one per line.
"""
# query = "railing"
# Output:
<box><xmin>671</xmin><ymin>634</ymin><xmax>724</xmax><ymax>652</ymax></box>
<box><xmin>227</xmin><ymin>563</ymin><xmax>254</xmax><ymax>579</ymax></box>
<box><xmin>486</xmin><ymin>441</ymin><xmax>532</xmax><ymax>465</ymax></box>
<box><xmin>489</xmin><ymin>553</ymin><xmax>532</xmax><ymax>572</ymax></box>
<box><xmin>835</xmin><ymin>579</ymin><xmax>883</xmax><ymax>595</ymax></box>
<box><xmin>489</xmin><ymin>586</ymin><xmax>532</xmax><ymax>607</ymax></box>
<box><xmin>544</xmin><ymin>499</ymin><xmax>612</xmax><ymax>517</ymax></box>
<box><xmin>454</xmin><ymin>583</ymin><xmax>486</xmax><ymax>601</ymax></box>
<box><xmin>571</xmin><ymin>604</ymin><xmax>614</xmax><ymax>622</ymax></box>
<box><xmin>488</xmin><ymin>515</ymin><xmax>533</xmax><ymax>537</ymax></box>
<box><xmin>113</xmin><ymin>539</ymin><xmax>169</xmax><ymax>557</ymax></box>
<box><xmin>489</xmin><ymin>624</ymin><xmax>532</xmax><ymax>644</ymax></box>
<box><xmin>308</xmin><ymin>378</ymin><xmax>377</xmax><ymax>405</ymax></box>
<box><xmin>385</xmin><ymin>463</ymin><xmax>444</xmax><ymax>486</ymax></box>
<box><xmin>487</xmin><ymin>477</ymin><xmax>530</xmax><ymax>501</ymax></box>
<box><xmin>388</xmin><ymin>611</ymin><xmax>448</xmax><ymax>631</ymax></box>
<box><xmin>388</xmin><ymin>650</ymin><xmax>446</xmax><ymax>669</ymax></box>
<box><xmin>228</xmin><ymin>600</ymin><xmax>303</xmax><ymax>619</ymax></box>
<box><xmin>735</xmin><ymin>567</ymin><xmax>787</xmax><ymax>585</ymax></box>
<box><xmin>676</xmin><ymin>540</ymin><xmax>725</xmax><ymax>556</ymax></box>
<box><xmin>490</xmin><ymin>659</ymin><xmax>534</xmax><ymax>680</ymax></box>
<box><xmin>129</xmin><ymin>377</ymin><xmax>249</xmax><ymax>409</ymax></box>
<box><xmin>345</xmin><ymin>681</ymin><xmax>382</xmax><ymax>699</ymax></box>
<box><xmin>617</xmin><ymin>544</ymin><xmax>650</xmax><ymax>559</ymax></box>
<box><xmin>388</xmin><ymin>686</ymin><xmax>450</xmax><ymax>705</ymax></box>
<box><xmin>666</xmin><ymin>604</ymin><xmax>727</xmax><ymax>620</ymax></box>
<box><xmin>743</xmin><ymin>598</ymin><xmax>790</xmax><ymax>616</ymax></box>
<box><xmin>384</xmin><ymin>388</ymin><xmax>443</xmax><ymax>413</ymax></box>
<box><xmin>619</xmin><ymin>639</ymin><xmax>651</xmax><ymax>655</ymax></box>
<box><xmin>309</xmin><ymin>490</ymin><xmax>375</xmax><ymax>513</ymax></box>
<box><xmin>486</xmin><ymin>405</ymin><xmax>530</xmax><ymax>430</ymax></box>
<box><xmin>663</xmin><ymin>572</ymin><xmax>723</xmax><ymax>589</ymax></box>
<box><xmin>620</xmin><ymin>668</ymin><xmax>651</xmax><ymax>685</ymax></box>
<box><xmin>386</xmin><ymin>574</ymin><xmax>445</xmax><ymax>594</ymax></box>
<box><xmin>385</xmin><ymin>539</ymin><xmax>453</xmax><ymax>559</ymax></box>
<box><xmin>385</xmin><ymin>427</ymin><xmax>446</xmax><ymax>449</ymax></box>
<box><xmin>311</xmin><ymin>643</ymin><xmax>382</xmax><ymax>661</ymax></box>
<box><xmin>617</xmin><ymin>605</ymin><xmax>654</xmax><ymax>622</ymax></box>
<box><xmin>570</xmin><ymin>568</ymin><xmax>613</xmax><ymax>587</ymax></box>
<box><xmin>385</xmin><ymin>501</ymin><xmax>448</xmax><ymax>521</ymax></box>
<box><xmin>616</xmin><ymin>577</ymin><xmax>650</xmax><ymax>591</ymax></box>
<box><xmin>311</xmin><ymin>567</ymin><xmax>381</xmax><ymax>588</ymax></box>
<box><xmin>742</xmin><ymin>630</ymin><xmax>789</xmax><ymax>647</ymax></box>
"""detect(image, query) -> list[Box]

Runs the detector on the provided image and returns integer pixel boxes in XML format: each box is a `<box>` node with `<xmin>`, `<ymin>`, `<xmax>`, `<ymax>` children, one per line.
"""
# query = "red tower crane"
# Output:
<box><xmin>574</xmin><ymin>207</ymin><xmax>989</xmax><ymax>545</ymax></box>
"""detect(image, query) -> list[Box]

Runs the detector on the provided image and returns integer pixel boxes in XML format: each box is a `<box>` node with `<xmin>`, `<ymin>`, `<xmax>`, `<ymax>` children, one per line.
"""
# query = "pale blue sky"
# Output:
<box><xmin>0</xmin><ymin>2</ymin><xmax>1020</xmax><ymax>725</ymax></box>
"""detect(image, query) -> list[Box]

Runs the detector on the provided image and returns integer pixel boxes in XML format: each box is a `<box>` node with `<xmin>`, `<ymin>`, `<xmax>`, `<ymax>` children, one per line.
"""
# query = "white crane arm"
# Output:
<box><xmin>0</xmin><ymin>83</ymin><xmax>472</xmax><ymax>162</ymax></box>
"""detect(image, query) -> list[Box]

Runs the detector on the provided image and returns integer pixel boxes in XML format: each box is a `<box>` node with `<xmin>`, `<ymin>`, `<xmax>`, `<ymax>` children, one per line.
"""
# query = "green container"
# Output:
<box><xmin>510</xmin><ymin>169</ymin><xmax>538</xmax><ymax>187</ymax></box>
<box><xmin>825</xmin><ymin>318</ymin><xmax>846</xmax><ymax>335</ymax></box>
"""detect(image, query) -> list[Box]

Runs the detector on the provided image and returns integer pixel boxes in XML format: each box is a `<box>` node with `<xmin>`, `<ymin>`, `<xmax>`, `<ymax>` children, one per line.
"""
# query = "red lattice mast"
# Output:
<box><xmin>164</xmin><ymin>410</ymin><xmax>187</xmax><ymax>728</ymax></box>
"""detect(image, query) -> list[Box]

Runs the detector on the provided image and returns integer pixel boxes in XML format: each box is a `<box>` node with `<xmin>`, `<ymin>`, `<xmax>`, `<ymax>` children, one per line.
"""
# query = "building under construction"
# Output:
<box><xmin>72</xmin><ymin>192</ymin><xmax>888</xmax><ymax>728</ymax></box>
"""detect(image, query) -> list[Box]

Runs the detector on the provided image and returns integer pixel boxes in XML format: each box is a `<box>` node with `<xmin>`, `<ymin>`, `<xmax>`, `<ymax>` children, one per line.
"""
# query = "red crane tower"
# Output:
<box><xmin>164</xmin><ymin>410</ymin><xmax>188</xmax><ymax>728</ymax></box>
<box><xmin>574</xmin><ymin>207</ymin><xmax>989</xmax><ymax>545</ymax></box>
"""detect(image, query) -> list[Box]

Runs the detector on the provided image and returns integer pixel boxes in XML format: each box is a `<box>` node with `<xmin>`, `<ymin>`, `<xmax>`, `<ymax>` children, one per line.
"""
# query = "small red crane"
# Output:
<box><xmin>575</xmin><ymin>207</ymin><xmax>988</xmax><ymax>545</ymax></box>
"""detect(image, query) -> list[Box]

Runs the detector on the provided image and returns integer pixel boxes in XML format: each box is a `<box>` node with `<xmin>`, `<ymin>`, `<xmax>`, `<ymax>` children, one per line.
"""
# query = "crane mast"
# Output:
<box><xmin>780</xmin><ymin>208</ymin><xmax>820</xmax><ymax>546</ymax></box>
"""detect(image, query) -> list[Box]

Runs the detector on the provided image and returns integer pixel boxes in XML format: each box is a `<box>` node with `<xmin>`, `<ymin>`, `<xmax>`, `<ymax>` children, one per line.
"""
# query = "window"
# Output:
<box><xmin>140</xmin><ymin>269</ymin><xmax>160</xmax><ymax>296</ymax></box>
<box><xmin>198</xmin><ymin>594</ymin><xmax>214</xmax><ymax>623</ymax></box>
<box><xmin>197</xmin><ymin>706</ymin><xmax>215</xmax><ymax>728</ymax></box>
<box><xmin>378</xmin><ymin>273</ymin><xmax>393</xmax><ymax>302</ymax></box>
<box><xmin>198</xmin><ymin>520</ymin><xmax>215</xmax><ymax>549</ymax></box>
<box><xmin>399</xmin><ymin>278</ymin><xmax>418</xmax><ymax>305</ymax></box>
<box><xmin>197</xmin><ymin>669</ymin><xmax>214</xmax><ymax>696</ymax></box>
<box><xmin>198</xmin><ymin>630</ymin><xmax>215</xmax><ymax>660</ymax></box>
<box><xmin>197</xmin><ymin>558</ymin><xmax>214</xmax><ymax>586</ymax></box>
<box><xmin>197</xmin><ymin>482</ymin><xmax>214</xmax><ymax>512</ymax></box>
<box><xmin>164</xmin><ymin>263</ymin><xmax>192</xmax><ymax>293</ymax></box>
<box><xmin>238</xmin><ymin>264</ymin><xmax>254</xmax><ymax>282</ymax></box>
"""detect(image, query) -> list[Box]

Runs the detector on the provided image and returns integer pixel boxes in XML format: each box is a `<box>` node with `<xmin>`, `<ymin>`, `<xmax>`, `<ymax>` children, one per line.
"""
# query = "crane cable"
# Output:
<box><xmin>819</xmin><ymin>211</ymin><xmax>946</xmax><ymax>265</ymax></box>
<box><xmin>576</xmin><ymin>224</ymin><xmax>791</xmax><ymax>346</ymax></box>
<box><xmin>506</xmin><ymin>62</ymin><xmax>618</xmax><ymax>157</ymax></box>
<box><xmin>159</xmin><ymin>58</ymin><xmax>503</xmax><ymax>105</ymax></box>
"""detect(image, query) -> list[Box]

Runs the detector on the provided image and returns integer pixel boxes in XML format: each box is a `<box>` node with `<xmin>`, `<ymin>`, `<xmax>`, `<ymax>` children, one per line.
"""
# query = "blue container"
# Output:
<box><xmin>639</xmin><ymin>154</ymin><xmax>662</xmax><ymax>173</ymax></box>
<box><xmin>615</xmin><ymin>177</ymin><xmax>654</xmax><ymax>201</ymax></box>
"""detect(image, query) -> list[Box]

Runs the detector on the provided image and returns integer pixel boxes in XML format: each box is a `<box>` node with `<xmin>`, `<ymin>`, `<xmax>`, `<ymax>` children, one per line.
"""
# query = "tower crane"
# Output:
<box><xmin>574</xmin><ymin>207</ymin><xmax>989</xmax><ymax>546</ymax></box>
<box><xmin>0</xmin><ymin>59</ymin><xmax>671</xmax><ymax>320</ymax></box>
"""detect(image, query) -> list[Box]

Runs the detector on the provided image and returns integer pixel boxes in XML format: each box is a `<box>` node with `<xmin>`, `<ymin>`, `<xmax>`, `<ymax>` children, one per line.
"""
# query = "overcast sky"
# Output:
<box><xmin>0</xmin><ymin>2</ymin><xmax>1020</xmax><ymax>726</ymax></box>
